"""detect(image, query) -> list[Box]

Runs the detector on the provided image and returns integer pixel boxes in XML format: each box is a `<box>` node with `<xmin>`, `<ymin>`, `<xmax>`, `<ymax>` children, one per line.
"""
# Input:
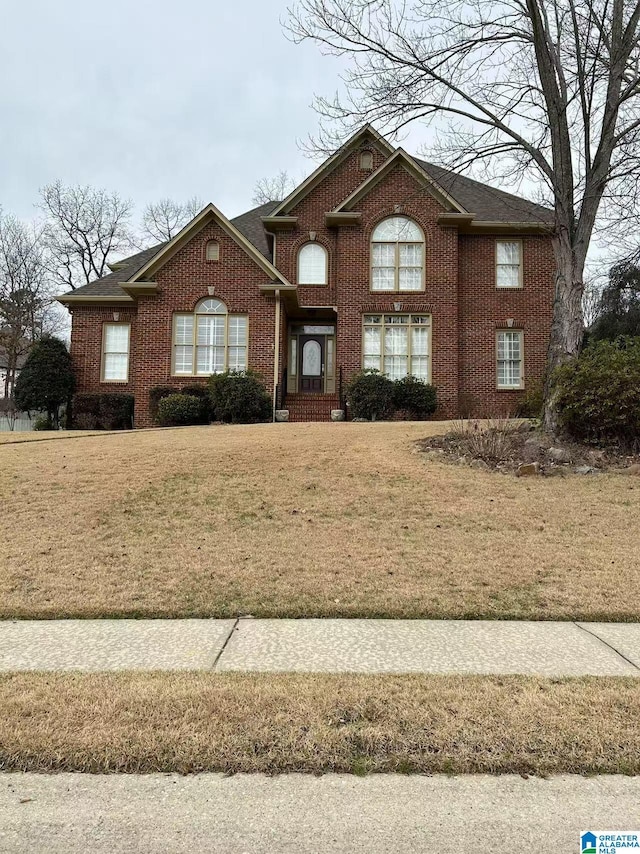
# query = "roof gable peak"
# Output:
<box><xmin>269</xmin><ymin>125</ymin><xmax>395</xmax><ymax>217</ymax></box>
<box><xmin>333</xmin><ymin>148</ymin><xmax>468</xmax><ymax>215</ymax></box>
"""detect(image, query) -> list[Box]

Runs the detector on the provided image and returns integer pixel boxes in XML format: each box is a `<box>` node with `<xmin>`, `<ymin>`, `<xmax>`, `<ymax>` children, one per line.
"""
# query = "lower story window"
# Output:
<box><xmin>102</xmin><ymin>323</ymin><xmax>130</xmax><ymax>382</ymax></box>
<box><xmin>173</xmin><ymin>312</ymin><xmax>248</xmax><ymax>375</ymax></box>
<box><xmin>363</xmin><ymin>314</ymin><xmax>431</xmax><ymax>381</ymax></box>
<box><xmin>497</xmin><ymin>330</ymin><xmax>524</xmax><ymax>388</ymax></box>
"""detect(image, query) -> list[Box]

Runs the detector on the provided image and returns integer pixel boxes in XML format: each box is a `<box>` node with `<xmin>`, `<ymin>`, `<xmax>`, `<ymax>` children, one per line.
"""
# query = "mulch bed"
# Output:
<box><xmin>417</xmin><ymin>422</ymin><xmax>640</xmax><ymax>476</ymax></box>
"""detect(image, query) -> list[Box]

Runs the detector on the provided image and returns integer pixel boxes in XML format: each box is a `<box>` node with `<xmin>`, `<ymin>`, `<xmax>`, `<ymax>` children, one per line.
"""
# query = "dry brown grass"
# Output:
<box><xmin>1</xmin><ymin>672</ymin><xmax>638</xmax><ymax>775</ymax></box>
<box><xmin>1</xmin><ymin>422</ymin><xmax>639</xmax><ymax>620</ymax></box>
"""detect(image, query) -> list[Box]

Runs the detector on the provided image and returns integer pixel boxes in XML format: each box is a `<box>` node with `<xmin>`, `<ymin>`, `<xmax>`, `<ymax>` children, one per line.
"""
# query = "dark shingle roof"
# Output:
<box><xmin>415</xmin><ymin>159</ymin><xmax>553</xmax><ymax>223</ymax></box>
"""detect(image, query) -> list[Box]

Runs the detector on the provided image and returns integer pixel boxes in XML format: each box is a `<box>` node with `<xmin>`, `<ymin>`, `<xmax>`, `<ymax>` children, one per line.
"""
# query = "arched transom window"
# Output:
<box><xmin>371</xmin><ymin>216</ymin><xmax>424</xmax><ymax>292</ymax></box>
<box><xmin>172</xmin><ymin>297</ymin><xmax>248</xmax><ymax>375</ymax></box>
<box><xmin>297</xmin><ymin>242</ymin><xmax>328</xmax><ymax>285</ymax></box>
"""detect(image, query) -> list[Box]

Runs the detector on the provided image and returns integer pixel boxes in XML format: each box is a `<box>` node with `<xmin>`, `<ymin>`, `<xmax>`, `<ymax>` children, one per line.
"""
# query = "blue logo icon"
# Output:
<box><xmin>581</xmin><ymin>832</ymin><xmax>597</xmax><ymax>853</ymax></box>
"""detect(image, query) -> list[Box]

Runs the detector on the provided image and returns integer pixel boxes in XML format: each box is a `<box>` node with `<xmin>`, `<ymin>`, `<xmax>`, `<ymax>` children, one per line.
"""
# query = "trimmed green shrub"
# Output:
<box><xmin>72</xmin><ymin>393</ymin><xmax>134</xmax><ymax>430</ymax></box>
<box><xmin>554</xmin><ymin>337</ymin><xmax>640</xmax><ymax>444</ymax></box>
<box><xmin>149</xmin><ymin>386</ymin><xmax>176</xmax><ymax>422</ymax></box>
<box><xmin>208</xmin><ymin>370</ymin><xmax>271</xmax><ymax>424</ymax></box>
<box><xmin>14</xmin><ymin>336</ymin><xmax>75</xmax><ymax>428</ymax></box>
<box><xmin>393</xmin><ymin>376</ymin><xmax>437</xmax><ymax>419</ymax></box>
<box><xmin>180</xmin><ymin>384</ymin><xmax>211</xmax><ymax>424</ymax></box>
<box><xmin>346</xmin><ymin>370</ymin><xmax>395</xmax><ymax>421</ymax></box>
<box><xmin>157</xmin><ymin>393</ymin><xmax>204</xmax><ymax>427</ymax></box>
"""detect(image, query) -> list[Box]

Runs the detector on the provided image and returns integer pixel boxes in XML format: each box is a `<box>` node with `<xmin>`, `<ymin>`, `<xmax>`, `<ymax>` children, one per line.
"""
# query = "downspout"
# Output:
<box><xmin>273</xmin><ymin>288</ymin><xmax>281</xmax><ymax>422</ymax></box>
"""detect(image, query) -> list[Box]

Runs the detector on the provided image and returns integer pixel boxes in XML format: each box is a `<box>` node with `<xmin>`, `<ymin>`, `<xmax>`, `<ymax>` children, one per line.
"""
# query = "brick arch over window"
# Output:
<box><xmin>297</xmin><ymin>242</ymin><xmax>328</xmax><ymax>285</ymax></box>
<box><xmin>370</xmin><ymin>215</ymin><xmax>425</xmax><ymax>293</ymax></box>
<box><xmin>172</xmin><ymin>297</ymin><xmax>248</xmax><ymax>376</ymax></box>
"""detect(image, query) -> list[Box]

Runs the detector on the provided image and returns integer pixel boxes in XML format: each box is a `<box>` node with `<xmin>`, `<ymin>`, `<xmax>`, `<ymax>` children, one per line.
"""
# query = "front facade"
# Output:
<box><xmin>59</xmin><ymin>126</ymin><xmax>555</xmax><ymax>425</ymax></box>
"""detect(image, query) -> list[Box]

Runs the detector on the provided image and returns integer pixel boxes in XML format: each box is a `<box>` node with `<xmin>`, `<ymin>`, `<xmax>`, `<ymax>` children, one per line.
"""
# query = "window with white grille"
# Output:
<box><xmin>371</xmin><ymin>217</ymin><xmax>424</xmax><ymax>292</ymax></box>
<box><xmin>363</xmin><ymin>314</ymin><xmax>431</xmax><ymax>381</ymax></box>
<box><xmin>496</xmin><ymin>241</ymin><xmax>522</xmax><ymax>288</ymax></box>
<box><xmin>102</xmin><ymin>323</ymin><xmax>130</xmax><ymax>382</ymax></box>
<box><xmin>497</xmin><ymin>330</ymin><xmax>524</xmax><ymax>388</ymax></box>
<box><xmin>173</xmin><ymin>298</ymin><xmax>247</xmax><ymax>376</ymax></box>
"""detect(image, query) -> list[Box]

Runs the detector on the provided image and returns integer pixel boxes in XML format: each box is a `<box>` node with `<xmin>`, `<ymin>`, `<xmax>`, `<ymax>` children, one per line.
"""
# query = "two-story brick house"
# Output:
<box><xmin>58</xmin><ymin>125</ymin><xmax>555</xmax><ymax>426</ymax></box>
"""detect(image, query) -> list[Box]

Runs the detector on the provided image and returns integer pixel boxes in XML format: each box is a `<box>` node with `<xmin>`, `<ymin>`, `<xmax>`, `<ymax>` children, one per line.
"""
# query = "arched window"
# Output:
<box><xmin>371</xmin><ymin>216</ymin><xmax>424</xmax><ymax>292</ymax></box>
<box><xmin>172</xmin><ymin>297</ymin><xmax>248</xmax><ymax>375</ymax></box>
<box><xmin>205</xmin><ymin>240</ymin><xmax>219</xmax><ymax>261</ymax></box>
<box><xmin>297</xmin><ymin>243</ymin><xmax>328</xmax><ymax>285</ymax></box>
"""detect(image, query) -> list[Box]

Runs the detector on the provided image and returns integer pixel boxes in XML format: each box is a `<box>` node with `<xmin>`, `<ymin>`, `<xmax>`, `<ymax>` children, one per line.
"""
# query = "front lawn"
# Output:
<box><xmin>1</xmin><ymin>673</ymin><xmax>639</xmax><ymax>775</ymax></box>
<box><xmin>1</xmin><ymin>422</ymin><xmax>638</xmax><ymax>620</ymax></box>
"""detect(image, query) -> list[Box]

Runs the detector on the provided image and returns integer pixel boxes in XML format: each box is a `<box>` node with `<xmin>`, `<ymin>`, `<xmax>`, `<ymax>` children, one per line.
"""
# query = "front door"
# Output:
<box><xmin>299</xmin><ymin>335</ymin><xmax>324</xmax><ymax>393</ymax></box>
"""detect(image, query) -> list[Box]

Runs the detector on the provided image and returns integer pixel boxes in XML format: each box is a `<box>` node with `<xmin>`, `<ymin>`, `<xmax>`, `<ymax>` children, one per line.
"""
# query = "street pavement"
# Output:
<box><xmin>0</xmin><ymin>617</ymin><xmax>639</xmax><ymax>675</ymax></box>
<box><xmin>1</xmin><ymin>772</ymin><xmax>638</xmax><ymax>853</ymax></box>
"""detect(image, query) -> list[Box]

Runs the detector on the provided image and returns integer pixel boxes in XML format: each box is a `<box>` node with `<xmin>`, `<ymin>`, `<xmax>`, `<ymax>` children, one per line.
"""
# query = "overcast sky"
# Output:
<box><xmin>0</xmin><ymin>0</ymin><xmax>428</xmax><ymax>230</ymax></box>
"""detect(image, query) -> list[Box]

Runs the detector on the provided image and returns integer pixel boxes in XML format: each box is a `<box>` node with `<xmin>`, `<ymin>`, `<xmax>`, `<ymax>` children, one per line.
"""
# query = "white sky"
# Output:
<box><xmin>0</xmin><ymin>0</ymin><xmax>421</xmax><ymax>224</ymax></box>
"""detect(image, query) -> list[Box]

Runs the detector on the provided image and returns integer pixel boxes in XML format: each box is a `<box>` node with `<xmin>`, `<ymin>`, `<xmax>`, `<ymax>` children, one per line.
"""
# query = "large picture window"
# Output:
<box><xmin>363</xmin><ymin>314</ymin><xmax>431</xmax><ymax>381</ymax></box>
<box><xmin>102</xmin><ymin>323</ymin><xmax>130</xmax><ymax>382</ymax></box>
<box><xmin>497</xmin><ymin>330</ymin><xmax>524</xmax><ymax>388</ymax></box>
<box><xmin>172</xmin><ymin>298</ymin><xmax>248</xmax><ymax>376</ymax></box>
<box><xmin>371</xmin><ymin>216</ymin><xmax>424</xmax><ymax>292</ymax></box>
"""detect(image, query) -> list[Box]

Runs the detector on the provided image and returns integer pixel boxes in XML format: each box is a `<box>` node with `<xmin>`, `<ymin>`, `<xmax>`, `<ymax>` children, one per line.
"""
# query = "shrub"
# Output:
<box><xmin>157</xmin><ymin>393</ymin><xmax>204</xmax><ymax>427</ymax></box>
<box><xmin>149</xmin><ymin>386</ymin><xmax>177</xmax><ymax>422</ymax></box>
<box><xmin>33</xmin><ymin>415</ymin><xmax>55</xmax><ymax>431</ymax></box>
<box><xmin>14</xmin><ymin>336</ymin><xmax>75</xmax><ymax>428</ymax></box>
<box><xmin>346</xmin><ymin>370</ymin><xmax>395</xmax><ymax>421</ymax></box>
<box><xmin>393</xmin><ymin>375</ymin><xmax>437</xmax><ymax>419</ymax></box>
<box><xmin>515</xmin><ymin>378</ymin><xmax>544</xmax><ymax>419</ymax></box>
<box><xmin>553</xmin><ymin>337</ymin><xmax>640</xmax><ymax>444</ymax></box>
<box><xmin>72</xmin><ymin>393</ymin><xmax>134</xmax><ymax>430</ymax></box>
<box><xmin>208</xmin><ymin>370</ymin><xmax>271</xmax><ymax>424</ymax></box>
<box><xmin>180</xmin><ymin>384</ymin><xmax>211</xmax><ymax>424</ymax></box>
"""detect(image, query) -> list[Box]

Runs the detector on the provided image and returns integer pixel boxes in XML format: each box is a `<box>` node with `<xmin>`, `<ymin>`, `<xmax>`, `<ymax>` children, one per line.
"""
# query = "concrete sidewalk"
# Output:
<box><xmin>2</xmin><ymin>772</ymin><xmax>639</xmax><ymax>853</ymax></box>
<box><xmin>1</xmin><ymin>618</ymin><xmax>639</xmax><ymax>675</ymax></box>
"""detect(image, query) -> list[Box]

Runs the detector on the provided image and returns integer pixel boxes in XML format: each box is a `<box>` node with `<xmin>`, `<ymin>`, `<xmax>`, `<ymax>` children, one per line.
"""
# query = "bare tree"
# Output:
<box><xmin>288</xmin><ymin>0</ymin><xmax>640</xmax><ymax>430</ymax></box>
<box><xmin>0</xmin><ymin>211</ymin><xmax>54</xmax><ymax>398</ymax></box>
<box><xmin>252</xmin><ymin>171</ymin><xmax>297</xmax><ymax>205</ymax></box>
<box><xmin>40</xmin><ymin>182</ymin><xmax>133</xmax><ymax>290</ymax></box>
<box><xmin>140</xmin><ymin>196</ymin><xmax>204</xmax><ymax>244</ymax></box>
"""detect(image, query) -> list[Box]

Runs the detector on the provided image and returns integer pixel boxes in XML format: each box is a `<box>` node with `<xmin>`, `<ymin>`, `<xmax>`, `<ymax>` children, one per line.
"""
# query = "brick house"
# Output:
<box><xmin>58</xmin><ymin>125</ymin><xmax>555</xmax><ymax>426</ymax></box>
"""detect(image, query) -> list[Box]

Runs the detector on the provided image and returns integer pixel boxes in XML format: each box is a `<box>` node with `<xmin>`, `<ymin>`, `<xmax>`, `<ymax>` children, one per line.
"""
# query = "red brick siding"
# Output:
<box><xmin>458</xmin><ymin>234</ymin><xmax>555</xmax><ymax>416</ymax></box>
<box><xmin>69</xmin><ymin>148</ymin><xmax>555</xmax><ymax>424</ymax></box>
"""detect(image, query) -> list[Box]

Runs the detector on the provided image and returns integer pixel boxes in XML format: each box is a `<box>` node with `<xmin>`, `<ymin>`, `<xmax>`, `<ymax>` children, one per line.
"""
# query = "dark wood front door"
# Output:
<box><xmin>299</xmin><ymin>335</ymin><xmax>324</xmax><ymax>393</ymax></box>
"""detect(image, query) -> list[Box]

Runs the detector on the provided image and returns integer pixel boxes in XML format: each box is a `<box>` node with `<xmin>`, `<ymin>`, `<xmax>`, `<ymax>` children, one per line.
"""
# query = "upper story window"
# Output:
<box><xmin>205</xmin><ymin>240</ymin><xmax>220</xmax><ymax>261</ymax></box>
<box><xmin>297</xmin><ymin>242</ymin><xmax>328</xmax><ymax>285</ymax></box>
<box><xmin>360</xmin><ymin>150</ymin><xmax>374</xmax><ymax>170</ymax></box>
<box><xmin>102</xmin><ymin>323</ymin><xmax>130</xmax><ymax>383</ymax></box>
<box><xmin>371</xmin><ymin>216</ymin><xmax>424</xmax><ymax>292</ymax></box>
<box><xmin>496</xmin><ymin>240</ymin><xmax>522</xmax><ymax>288</ymax></box>
<box><xmin>172</xmin><ymin>297</ymin><xmax>247</xmax><ymax>376</ymax></box>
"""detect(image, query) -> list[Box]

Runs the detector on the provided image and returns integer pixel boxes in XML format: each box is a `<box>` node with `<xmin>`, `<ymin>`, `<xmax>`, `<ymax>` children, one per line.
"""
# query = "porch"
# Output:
<box><xmin>276</xmin><ymin>308</ymin><xmax>346</xmax><ymax>421</ymax></box>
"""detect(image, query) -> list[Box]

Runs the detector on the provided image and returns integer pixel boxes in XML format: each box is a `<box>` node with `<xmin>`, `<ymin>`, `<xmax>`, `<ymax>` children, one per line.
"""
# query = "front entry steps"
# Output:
<box><xmin>284</xmin><ymin>393</ymin><xmax>341</xmax><ymax>422</ymax></box>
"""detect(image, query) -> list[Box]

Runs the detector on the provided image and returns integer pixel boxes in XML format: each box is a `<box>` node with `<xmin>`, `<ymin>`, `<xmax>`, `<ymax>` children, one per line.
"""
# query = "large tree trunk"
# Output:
<box><xmin>543</xmin><ymin>230</ymin><xmax>585</xmax><ymax>433</ymax></box>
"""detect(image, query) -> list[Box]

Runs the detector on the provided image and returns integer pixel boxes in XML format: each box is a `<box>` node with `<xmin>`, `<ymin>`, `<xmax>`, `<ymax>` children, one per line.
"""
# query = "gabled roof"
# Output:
<box><xmin>333</xmin><ymin>148</ymin><xmax>468</xmax><ymax>215</ymax></box>
<box><xmin>57</xmin><ymin>201</ymin><xmax>280</xmax><ymax>303</ymax></box>
<box><xmin>268</xmin><ymin>124</ymin><xmax>395</xmax><ymax>217</ymax></box>
<box><xmin>127</xmin><ymin>201</ymin><xmax>290</xmax><ymax>286</ymax></box>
